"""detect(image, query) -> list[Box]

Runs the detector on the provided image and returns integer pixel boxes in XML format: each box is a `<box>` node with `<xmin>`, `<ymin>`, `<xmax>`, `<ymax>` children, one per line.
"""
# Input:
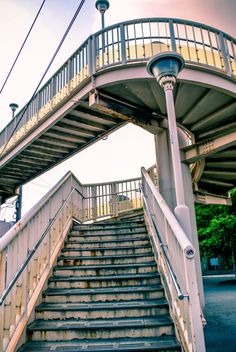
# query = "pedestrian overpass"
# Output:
<box><xmin>0</xmin><ymin>17</ymin><xmax>235</xmax><ymax>352</ymax></box>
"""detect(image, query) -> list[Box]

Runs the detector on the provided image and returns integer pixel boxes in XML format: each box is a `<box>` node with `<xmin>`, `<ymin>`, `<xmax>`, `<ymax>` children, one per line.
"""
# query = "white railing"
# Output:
<box><xmin>0</xmin><ymin>172</ymin><xmax>143</xmax><ymax>351</ymax></box>
<box><xmin>83</xmin><ymin>177</ymin><xmax>142</xmax><ymax>221</ymax></box>
<box><xmin>1</xmin><ymin>17</ymin><xmax>235</xmax><ymax>157</ymax></box>
<box><xmin>141</xmin><ymin>167</ymin><xmax>205</xmax><ymax>352</ymax></box>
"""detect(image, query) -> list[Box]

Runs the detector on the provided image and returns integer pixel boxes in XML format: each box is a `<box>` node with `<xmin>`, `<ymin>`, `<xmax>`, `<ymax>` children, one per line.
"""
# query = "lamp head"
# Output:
<box><xmin>147</xmin><ymin>51</ymin><xmax>185</xmax><ymax>83</ymax></box>
<box><xmin>9</xmin><ymin>103</ymin><xmax>19</xmax><ymax>112</ymax></box>
<box><xmin>95</xmin><ymin>0</ymin><xmax>110</xmax><ymax>13</ymax></box>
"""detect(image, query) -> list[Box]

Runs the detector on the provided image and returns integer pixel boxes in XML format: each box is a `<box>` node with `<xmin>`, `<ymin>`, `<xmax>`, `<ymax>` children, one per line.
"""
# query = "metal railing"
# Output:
<box><xmin>0</xmin><ymin>17</ymin><xmax>235</xmax><ymax>156</ymax></box>
<box><xmin>141</xmin><ymin>167</ymin><xmax>205</xmax><ymax>352</ymax></box>
<box><xmin>82</xmin><ymin>176</ymin><xmax>142</xmax><ymax>221</ymax></box>
<box><xmin>0</xmin><ymin>171</ymin><xmax>144</xmax><ymax>351</ymax></box>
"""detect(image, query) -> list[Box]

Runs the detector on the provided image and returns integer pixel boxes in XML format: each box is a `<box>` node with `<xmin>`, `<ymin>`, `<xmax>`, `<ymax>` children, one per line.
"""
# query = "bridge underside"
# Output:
<box><xmin>0</xmin><ymin>66</ymin><xmax>235</xmax><ymax>201</ymax></box>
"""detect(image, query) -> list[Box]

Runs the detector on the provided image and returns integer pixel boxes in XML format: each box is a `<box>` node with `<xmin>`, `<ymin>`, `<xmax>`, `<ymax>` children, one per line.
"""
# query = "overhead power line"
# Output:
<box><xmin>0</xmin><ymin>0</ymin><xmax>47</xmax><ymax>94</ymax></box>
<box><xmin>0</xmin><ymin>0</ymin><xmax>86</xmax><ymax>158</ymax></box>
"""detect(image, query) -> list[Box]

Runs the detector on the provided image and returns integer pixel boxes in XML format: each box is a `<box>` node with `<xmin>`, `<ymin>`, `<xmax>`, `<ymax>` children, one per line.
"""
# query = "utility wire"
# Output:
<box><xmin>0</xmin><ymin>0</ymin><xmax>86</xmax><ymax>158</ymax></box>
<box><xmin>0</xmin><ymin>0</ymin><xmax>47</xmax><ymax>94</ymax></box>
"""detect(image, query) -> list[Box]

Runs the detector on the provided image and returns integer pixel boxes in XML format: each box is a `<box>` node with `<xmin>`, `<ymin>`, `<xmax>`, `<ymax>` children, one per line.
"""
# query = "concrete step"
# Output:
<box><xmin>68</xmin><ymin>231</ymin><xmax>148</xmax><ymax>241</ymax></box>
<box><xmin>73</xmin><ymin>222</ymin><xmax>145</xmax><ymax>231</ymax></box>
<box><xmin>61</xmin><ymin>244</ymin><xmax>152</xmax><ymax>257</ymax></box>
<box><xmin>43</xmin><ymin>284</ymin><xmax>165</xmax><ymax>303</ymax></box>
<box><xmin>27</xmin><ymin>316</ymin><xmax>175</xmax><ymax>341</ymax></box>
<box><xmin>18</xmin><ymin>336</ymin><xmax>181</xmax><ymax>351</ymax></box>
<box><xmin>48</xmin><ymin>273</ymin><xmax>161</xmax><ymax>289</ymax></box>
<box><xmin>71</xmin><ymin>227</ymin><xmax>147</xmax><ymax>236</ymax></box>
<box><xmin>64</xmin><ymin>237</ymin><xmax>150</xmax><ymax>249</ymax></box>
<box><xmin>35</xmin><ymin>299</ymin><xmax>169</xmax><ymax>320</ymax></box>
<box><xmin>53</xmin><ymin>262</ymin><xmax>157</xmax><ymax>277</ymax></box>
<box><xmin>57</xmin><ymin>253</ymin><xmax>154</xmax><ymax>266</ymax></box>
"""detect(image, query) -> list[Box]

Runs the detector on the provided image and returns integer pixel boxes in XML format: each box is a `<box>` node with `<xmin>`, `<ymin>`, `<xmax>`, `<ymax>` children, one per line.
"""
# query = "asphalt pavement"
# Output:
<box><xmin>203</xmin><ymin>275</ymin><xmax>236</xmax><ymax>352</ymax></box>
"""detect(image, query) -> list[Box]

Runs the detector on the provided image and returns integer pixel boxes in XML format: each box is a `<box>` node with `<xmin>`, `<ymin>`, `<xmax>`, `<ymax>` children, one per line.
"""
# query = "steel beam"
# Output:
<box><xmin>183</xmin><ymin>131</ymin><xmax>236</xmax><ymax>163</ymax></box>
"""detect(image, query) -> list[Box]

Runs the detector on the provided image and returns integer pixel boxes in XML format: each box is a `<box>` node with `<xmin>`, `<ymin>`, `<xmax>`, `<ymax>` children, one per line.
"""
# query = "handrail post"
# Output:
<box><xmin>91</xmin><ymin>35</ymin><xmax>97</xmax><ymax>75</ymax></box>
<box><xmin>120</xmin><ymin>24</ymin><xmax>127</xmax><ymax>64</ymax></box>
<box><xmin>87</xmin><ymin>36</ymin><xmax>93</xmax><ymax>77</ymax></box>
<box><xmin>219</xmin><ymin>32</ymin><xmax>231</xmax><ymax>75</ymax></box>
<box><xmin>169</xmin><ymin>20</ymin><xmax>177</xmax><ymax>51</ymax></box>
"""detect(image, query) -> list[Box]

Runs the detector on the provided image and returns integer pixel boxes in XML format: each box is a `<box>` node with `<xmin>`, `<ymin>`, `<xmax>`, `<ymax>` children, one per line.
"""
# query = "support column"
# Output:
<box><xmin>154</xmin><ymin>130</ymin><xmax>176</xmax><ymax>211</ymax></box>
<box><xmin>178</xmin><ymin>131</ymin><xmax>205</xmax><ymax>306</ymax></box>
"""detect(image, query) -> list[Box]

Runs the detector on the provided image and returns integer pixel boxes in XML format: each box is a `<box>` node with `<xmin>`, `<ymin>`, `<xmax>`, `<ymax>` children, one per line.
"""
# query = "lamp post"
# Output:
<box><xmin>147</xmin><ymin>52</ymin><xmax>191</xmax><ymax>235</ymax></box>
<box><xmin>9</xmin><ymin>103</ymin><xmax>19</xmax><ymax>119</ymax></box>
<box><xmin>9</xmin><ymin>102</ymin><xmax>22</xmax><ymax>222</ymax></box>
<box><xmin>95</xmin><ymin>0</ymin><xmax>110</xmax><ymax>29</ymax></box>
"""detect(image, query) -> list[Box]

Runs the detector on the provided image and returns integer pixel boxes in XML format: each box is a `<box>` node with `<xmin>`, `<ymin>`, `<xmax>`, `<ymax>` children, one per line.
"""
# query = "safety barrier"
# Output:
<box><xmin>0</xmin><ymin>17</ymin><xmax>235</xmax><ymax>156</ymax></box>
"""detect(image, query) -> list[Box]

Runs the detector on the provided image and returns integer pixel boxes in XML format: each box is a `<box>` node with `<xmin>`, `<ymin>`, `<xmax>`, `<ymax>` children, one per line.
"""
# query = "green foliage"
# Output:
<box><xmin>195</xmin><ymin>188</ymin><xmax>236</xmax><ymax>270</ymax></box>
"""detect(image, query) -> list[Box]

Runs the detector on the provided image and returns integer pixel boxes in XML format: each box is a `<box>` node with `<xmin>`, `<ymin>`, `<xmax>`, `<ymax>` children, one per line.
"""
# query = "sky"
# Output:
<box><xmin>0</xmin><ymin>0</ymin><xmax>235</xmax><ymax>219</ymax></box>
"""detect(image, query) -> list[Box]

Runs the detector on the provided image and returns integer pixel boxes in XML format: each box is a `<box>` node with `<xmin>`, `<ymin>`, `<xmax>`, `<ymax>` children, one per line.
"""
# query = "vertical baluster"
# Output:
<box><xmin>125</xmin><ymin>24</ymin><xmax>130</xmax><ymax>61</ymax></box>
<box><xmin>105</xmin><ymin>30</ymin><xmax>109</xmax><ymax>65</ymax></box>
<box><xmin>134</xmin><ymin>23</ymin><xmax>138</xmax><ymax>59</ymax></box>
<box><xmin>112</xmin><ymin>29</ymin><xmax>116</xmax><ymax>64</ymax></box>
<box><xmin>184</xmin><ymin>24</ymin><xmax>191</xmax><ymax>60</ymax></box>
<box><xmin>200</xmin><ymin>27</ymin><xmax>208</xmax><ymax>65</ymax></box>
<box><xmin>208</xmin><ymin>30</ymin><xmax>216</xmax><ymax>67</ymax></box>
<box><xmin>191</xmin><ymin>26</ymin><xmax>199</xmax><ymax>63</ymax></box>
<box><xmin>169</xmin><ymin>20</ymin><xmax>177</xmax><ymax>51</ymax></box>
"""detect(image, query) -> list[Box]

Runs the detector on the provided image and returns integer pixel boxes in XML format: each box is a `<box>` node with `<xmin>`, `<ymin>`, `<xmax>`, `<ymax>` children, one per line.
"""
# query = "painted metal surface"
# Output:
<box><xmin>0</xmin><ymin>17</ymin><xmax>235</xmax><ymax>156</ymax></box>
<box><xmin>141</xmin><ymin>167</ymin><xmax>206</xmax><ymax>352</ymax></box>
<box><xmin>0</xmin><ymin>18</ymin><xmax>235</xmax><ymax>200</ymax></box>
<box><xmin>0</xmin><ymin>170</ymin><xmax>152</xmax><ymax>351</ymax></box>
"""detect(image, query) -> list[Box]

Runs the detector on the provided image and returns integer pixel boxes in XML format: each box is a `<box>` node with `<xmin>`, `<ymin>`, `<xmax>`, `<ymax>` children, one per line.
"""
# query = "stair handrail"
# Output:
<box><xmin>0</xmin><ymin>172</ymin><xmax>85</xmax><ymax>352</ymax></box>
<box><xmin>141</xmin><ymin>167</ymin><xmax>206</xmax><ymax>352</ymax></box>
<box><xmin>0</xmin><ymin>171</ymin><xmax>83</xmax><ymax>252</ymax></box>
<box><xmin>141</xmin><ymin>191</ymin><xmax>185</xmax><ymax>300</ymax></box>
<box><xmin>0</xmin><ymin>187</ymin><xmax>77</xmax><ymax>307</ymax></box>
<box><xmin>0</xmin><ymin>170</ymin><xmax>147</xmax><ymax>351</ymax></box>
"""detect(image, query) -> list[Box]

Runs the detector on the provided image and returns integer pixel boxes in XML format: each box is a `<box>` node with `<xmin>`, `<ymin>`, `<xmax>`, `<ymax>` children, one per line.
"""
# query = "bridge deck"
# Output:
<box><xmin>0</xmin><ymin>18</ymin><xmax>235</xmax><ymax>200</ymax></box>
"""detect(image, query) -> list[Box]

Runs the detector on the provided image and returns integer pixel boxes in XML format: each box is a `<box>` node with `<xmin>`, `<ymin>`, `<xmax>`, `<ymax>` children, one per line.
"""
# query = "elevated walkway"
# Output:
<box><xmin>0</xmin><ymin>18</ymin><xmax>235</xmax><ymax>201</ymax></box>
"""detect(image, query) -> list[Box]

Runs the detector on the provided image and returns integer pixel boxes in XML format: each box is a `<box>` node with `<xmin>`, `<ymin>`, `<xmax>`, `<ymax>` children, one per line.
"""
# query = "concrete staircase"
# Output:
<box><xmin>18</xmin><ymin>215</ymin><xmax>181</xmax><ymax>351</ymax></box>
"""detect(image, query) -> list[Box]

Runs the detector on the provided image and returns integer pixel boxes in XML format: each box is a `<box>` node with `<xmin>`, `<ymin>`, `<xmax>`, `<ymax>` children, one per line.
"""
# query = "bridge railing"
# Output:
<box><xmin>0</xmin><ymin>18</ymin><xmax>235</xmax><ymax>157</ymax></box>
<box><xmin>0</xmin><ymin>171</ymin><xmax>145</xmax><ymax>351</ymax></box>
<box><xmin>141</xmin><ymin>167</ymin><xmax>205</xmax><ymax>352</ymax></box>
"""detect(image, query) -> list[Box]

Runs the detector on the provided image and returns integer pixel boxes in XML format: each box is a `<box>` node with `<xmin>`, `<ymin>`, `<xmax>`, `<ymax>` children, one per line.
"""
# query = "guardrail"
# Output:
<box><xmin>0</xmin><ymin>17</ymin><xmax>235</xmax><ymax>156</ymax></box>
<box><xmin>141</xmin><ymin>167</ymin><xmax>205</xmax><ymax>352</ymax></box>
<box><xmin>0</xmin><ymin>171</ymin><xmax>145</xmax><ymax>351</ymax></box>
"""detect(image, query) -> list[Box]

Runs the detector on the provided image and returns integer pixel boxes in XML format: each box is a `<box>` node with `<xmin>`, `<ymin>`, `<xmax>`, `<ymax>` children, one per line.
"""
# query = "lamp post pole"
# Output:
<box><xmin>147</xmin><ymin>52</ymin><xmax>191</xmax><ymax>235</ymax></box>
<box><xmin>95</xmin><ymin>0</ymin><xmax>110</xmax><ymax>30</ymax></box>
<box><xmin>147</xmin><ymin>52</ymin><xmax>205</xmax><ymax>308</ymax></box>
<box><xmin>9</xmin><ymin>102</ymin><xmax>22</xmax><ymax>222</ymax></box>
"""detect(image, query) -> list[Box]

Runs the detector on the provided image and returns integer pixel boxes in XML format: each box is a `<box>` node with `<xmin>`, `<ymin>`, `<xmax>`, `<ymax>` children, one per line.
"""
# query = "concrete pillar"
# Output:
<box><xmin>154</xmin><ymin>130</ymin><xmax>176</xmax><ymax>211</ymax></box>
<box><xmin>178</xmin><ymin>131</ymin><xmax>205</xmax><ymax>306</ymax></box>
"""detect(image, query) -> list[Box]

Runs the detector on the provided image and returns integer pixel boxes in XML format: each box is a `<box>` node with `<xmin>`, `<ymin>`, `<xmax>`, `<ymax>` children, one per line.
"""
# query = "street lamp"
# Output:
<box><xmin>9</xmin><ymin>102</ymin><xmax>22</xmax><ymax>222</ymax></box>
<box><xmin>95</xmin><ymin>0</ymin><xmax>110</xmax><ymax>29</ymax></box>
<box><xmin>147</xmin><ymin>52</ymin><xmax>190</xmax><ymax>234</ymax></box>
<box><xmin>9</xmin><ymin>102</ymin><xmax>19</xmax><ymax>119</ymax></box>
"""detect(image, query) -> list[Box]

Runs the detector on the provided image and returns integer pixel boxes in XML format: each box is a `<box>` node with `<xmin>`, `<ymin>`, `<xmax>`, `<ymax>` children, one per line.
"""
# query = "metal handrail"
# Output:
<box><xmin>0</xmin><ymin>17</ymin><xmax>235</xmax><ymax>153</ymax></box>
<box><xmin>0</xmin><ymin>186</ymin><xmax>76</xmax><ymax>306</ymax></box>
<box><xmin>0</xmin><ymin>171</ymin><xmax>76</xmax><ymax>252</ymax></box>
<box><xmin>141</xmin><ymin>186</ymin><xmax>185</xmax><ymax>300</ymax></box>
<box><xmin>141</xmin><ymin>167</ymin><xmax>206</xmax><ymax>351</ymax></box>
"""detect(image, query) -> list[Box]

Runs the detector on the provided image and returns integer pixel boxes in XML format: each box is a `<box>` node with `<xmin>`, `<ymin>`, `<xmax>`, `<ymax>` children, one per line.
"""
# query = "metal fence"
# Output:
<box><xmin>0</xmin><ymin>18</ymin><xmax>235</xmax><ymax>155</ymax></box>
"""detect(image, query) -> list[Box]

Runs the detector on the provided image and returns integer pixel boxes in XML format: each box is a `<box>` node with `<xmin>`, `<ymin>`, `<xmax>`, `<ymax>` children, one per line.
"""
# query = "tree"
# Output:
<box><xmin>195</xmin><ymin>188</ymin><xmax>236</xmax><ymax>275</ymax></box>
